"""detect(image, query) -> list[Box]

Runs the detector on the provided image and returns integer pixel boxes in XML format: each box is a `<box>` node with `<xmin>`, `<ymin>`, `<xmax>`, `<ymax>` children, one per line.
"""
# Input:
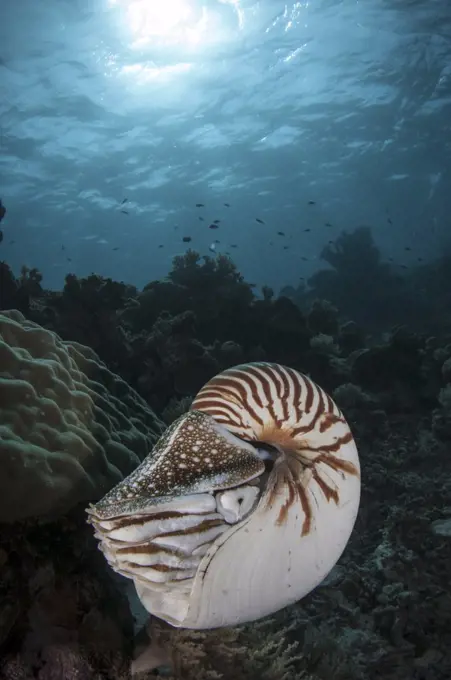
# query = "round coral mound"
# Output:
<box><xmin>0</xmin><ymin>310</ymin><xmax>164</xmax><ymax>522</ymax></box>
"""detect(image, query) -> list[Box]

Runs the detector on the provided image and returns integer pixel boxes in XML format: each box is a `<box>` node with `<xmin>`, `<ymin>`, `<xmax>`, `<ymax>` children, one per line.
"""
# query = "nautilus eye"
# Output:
<box><xmin>87</xmin><ymin>362</ymin><xmax>360</xmax><ymax>630</ymax></box>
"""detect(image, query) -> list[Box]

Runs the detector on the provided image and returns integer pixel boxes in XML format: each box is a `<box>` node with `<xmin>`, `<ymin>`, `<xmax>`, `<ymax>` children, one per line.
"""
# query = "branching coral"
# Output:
<box><xmin>161</xmin><ymin>396</ymin><xmax>193</xmax><ymax>425</ymax></box>
<box><xmin>19</xmin><ymin>265</ymin><xmax>43</xmax><ymax>297</ymax></box>
<box><xmin>309</xmin><ymin>334</ymin><xmax>339</xmax><ymax>356</ymax></box>
<box><xmin>167</xmin><ymin>250</ymin><xmax>255</xmax><ymax>344</ymax></box>
<box><xmin>43</xmin><ymin>274</ymin><xmax>138</xmax><ymax>365</ymax></box>
<box><xmin>169</xmin><ymin>250</ymin><xmax>249</xmax><ymax>293</ymax></box>
<box><xmin>307</xmin><ymin>300</ymin><xmax>339</xmax><ymax>336</ymax></box>
<box><xmin>320</xmin><ymin>226</ymin><xmax>381</xmax><ymax>274</ymax></box>
<box><xmin>132</xmin><ymin>614</ymin><xmax>311</xmax><ymax>680</ymax></box>
<box><xmin>62</xmin><ymin>273</ymin><xmax>136</xmax><ymax>312</ymax></box>
<box><xmin>0</xmin><ymin>309</ymin><xmax>164</xmax><ymax>522</ymax></box>
<box><xmin>308</xmin><ymin>227</ymin><xmax>409</xmax><ymax>330</ymax></box>
<box><xmin>120</xmin><ymin>251</ymin><xmax>256</xmax><ymax>350</ymax></box>
<box><xmin>0</xmin><ymin>262</ymin><xmax>41</xmax><ymax>314</ymax></box>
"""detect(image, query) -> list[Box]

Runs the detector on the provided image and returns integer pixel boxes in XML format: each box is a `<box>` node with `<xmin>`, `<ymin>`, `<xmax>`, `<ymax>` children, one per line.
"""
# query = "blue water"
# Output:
<box><xmin>1</xmin><ymin>0</ymin><xmax>450</xmax><ymax>291</ymax></box>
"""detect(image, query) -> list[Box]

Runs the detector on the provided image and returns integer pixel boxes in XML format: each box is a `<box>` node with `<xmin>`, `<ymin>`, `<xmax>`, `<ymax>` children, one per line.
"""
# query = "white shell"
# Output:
<box><xmin>87</xmin><ymin>362</ymin><xmax>360</xmax><ymax>629</ymax></box>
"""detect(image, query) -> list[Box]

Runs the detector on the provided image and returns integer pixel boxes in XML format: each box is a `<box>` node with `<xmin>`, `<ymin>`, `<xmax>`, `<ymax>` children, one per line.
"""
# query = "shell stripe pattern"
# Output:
<box><xmin>191</xmin><ymin>362</ymin><xmax>360</xmax><ymax>536</ymax></box>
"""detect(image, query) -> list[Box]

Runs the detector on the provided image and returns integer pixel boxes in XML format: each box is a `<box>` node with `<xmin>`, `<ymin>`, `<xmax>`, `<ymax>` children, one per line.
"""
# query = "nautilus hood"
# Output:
<box><xmin>87</xmin><ymin>362</ymin><xmax>360</xmax><ymax>630</ymax></box>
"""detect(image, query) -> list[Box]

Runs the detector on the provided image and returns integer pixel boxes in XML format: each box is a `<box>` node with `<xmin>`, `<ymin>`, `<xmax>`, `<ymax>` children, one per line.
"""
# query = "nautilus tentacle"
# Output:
<box><xmin>87</xmin><ymin>362</ymin><xmax>360</xmax><ymax>630</ymax></box>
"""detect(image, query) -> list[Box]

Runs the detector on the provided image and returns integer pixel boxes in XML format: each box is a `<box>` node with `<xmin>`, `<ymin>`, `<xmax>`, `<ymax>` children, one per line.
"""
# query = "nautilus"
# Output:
<box><xmin>87</xmin><ymin>362</ymin><xmax>360</xmax><ymax>629</ymax></box>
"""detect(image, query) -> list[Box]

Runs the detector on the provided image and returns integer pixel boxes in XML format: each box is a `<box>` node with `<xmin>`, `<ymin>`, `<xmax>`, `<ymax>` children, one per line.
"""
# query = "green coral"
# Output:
<box><xmin>0</xmin><ymin>309</ymin><xmax>164</xmax><ymax>522</ymax></box>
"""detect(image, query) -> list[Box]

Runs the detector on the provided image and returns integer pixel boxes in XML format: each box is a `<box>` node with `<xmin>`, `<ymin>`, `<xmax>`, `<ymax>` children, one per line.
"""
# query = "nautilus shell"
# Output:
<box><xmin>87</xmin><ymin>362</ymin><xmax>360</xmax><ymax>629</ymax></box>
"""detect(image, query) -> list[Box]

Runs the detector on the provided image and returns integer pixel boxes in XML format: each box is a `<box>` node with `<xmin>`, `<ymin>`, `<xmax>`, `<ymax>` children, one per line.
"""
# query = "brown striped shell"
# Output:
<box><xmin>191</xmin><ymin>362</ymin><xmax>360</xmax><ymax>537</ymax></box>
<box><xmin>87</xmin><ymin>362</ymin><xmax>360</xmax><ymax>630</ymax></box>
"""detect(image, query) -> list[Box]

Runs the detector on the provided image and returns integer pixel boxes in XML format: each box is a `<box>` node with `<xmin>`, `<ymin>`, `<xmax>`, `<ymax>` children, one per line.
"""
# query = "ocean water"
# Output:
<box><xmin>1</xmin><ymin>0</ymin><xmax>449</xmax><ymax>292</ymax></box>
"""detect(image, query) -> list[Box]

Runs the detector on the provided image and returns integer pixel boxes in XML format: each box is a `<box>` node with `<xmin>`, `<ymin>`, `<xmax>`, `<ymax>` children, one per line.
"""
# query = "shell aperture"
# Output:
<box><xmin>88</xmin><ymin>362</ymin><xmax>360</xmax><ymax>630</ymax></box>
<box><xmin>87</xmin><ymin>409</ymin><xmax>265</xmax><ymax>626</ymax></box>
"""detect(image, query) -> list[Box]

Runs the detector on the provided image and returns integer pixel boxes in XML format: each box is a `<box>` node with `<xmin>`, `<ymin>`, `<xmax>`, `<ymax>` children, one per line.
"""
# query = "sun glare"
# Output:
<box><xmin>109</xmin><ymin>0</ymin><xmax>244</xmax><ymax>51</ymax></box>
<box><xmin>110</xmin><ymin>0</ymin><xmax>209</xmax><ymax>48</ymax></box>
<box><xmin>106</xmin><ymin>0</ymin><xmax>244</xmax><ymax>84</ymax></box>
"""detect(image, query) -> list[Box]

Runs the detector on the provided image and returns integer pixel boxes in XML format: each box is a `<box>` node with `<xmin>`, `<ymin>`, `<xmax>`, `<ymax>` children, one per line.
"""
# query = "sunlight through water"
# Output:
<box><xmin>109</xmin><ymin>0</ymin><xmax>244</xmax><ymax>49</ymax></box>
<box><xmin>106</xmin><ymin>0</ymin><xmax>245</xmax><ymax>84</ymax></box>
<box><xmin>2</xmin><ymin>0</ymin><xmax>451</xmax><ymax>292</ymax></box>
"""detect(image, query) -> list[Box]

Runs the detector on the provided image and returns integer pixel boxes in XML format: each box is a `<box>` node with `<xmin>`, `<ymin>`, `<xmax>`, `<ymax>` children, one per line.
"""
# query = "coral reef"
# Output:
<box><xmin>282</xmin><ymin>227</ymin><xmax>451</xmax><ymax>335</ymax></box>
<box><xmin>1</xmin><ymin>243</ymin><xmax>451</xmax><ymax>679</ymax></box>
<box><xmin>307</xmin><ymin>226</ymin><xmax>410</xmax><ymax>330</ymax></box>
<box><xmin>0</xmin><ymin>512</ymin><xmax>133</xmax><ymax>679</ymax></box>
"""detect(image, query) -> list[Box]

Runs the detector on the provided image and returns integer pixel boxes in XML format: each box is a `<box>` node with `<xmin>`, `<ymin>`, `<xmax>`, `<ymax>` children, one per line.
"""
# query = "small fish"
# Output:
<box><xmin>404</xmin><ymin>247</ymin><xmax>411</xmax><ymax>251</ymax></box>
<box><xmin>121</xmin><ymin>210</ymin><xmax>129</xmax><ymax>215</ymax></box>
<box><xmin>0</xmin><ymin>229</ymin><xmax>3</xmax><ymax>243</ymax></box>
<box><xmin>209</xmin><ymin>223</ymin><xmax>219</xmax><ymax>229</ymax></box>
<box><xmin>121</xmin><ymin>198</ymin><xmax>128</xmax><ymax>204</ymax></box>
<box><xmin>304</xmin><ymin>228</ymin><xmax>311</xmax><ymax>232</ymax></box>
<box><xmin>214</xmin><ymin>239</ymin><xmax>220</xmax><ymax>243</ymax></box>
<box><xmin>9</xmin><ymin>239</ymin><xmax>15</xmax><ymax>245</ymax></box>
<box><xmin>224</xmin><ymin>203</ymin><xmax>230</xmax><ymax>207</ymax></box>
<box><xmin>213</xmin><ymin>219</ymin><xmax>220</xmax><ymax>224</ymax></box>
<box><xmin>67</xmin><ymin>257</ymin><xmax>72</xmax><ymax>262</ymax></box>
<box><xmin>158</xmin><ymin>245</ymin><xmax>164</xmax><ymax>248</ymax></box>
<box><xmin>209</xmin><ymin>243</ymin><xmax>216</xmax><ymax>253</ymax></box>
<box><xmin>400</xmin><ymin>264</ymin><xmax>408</xmax><ymax>269</ymax></box>
<box><xmin>256</xmin><ymin>218</ymin><xmax>265</xmax><ymax>224</ymax></box>
<box><xmin>301</xmin><ymin>257</ymin><xmax>308</xmax><ymax>261</ymax></box>
<box><xmin>230</xmin><ymin>244</ymin><xmax>238</xmax><ymax>248</ymax></box>
<box><xmin>277</xmin><ymin>231</ymin><xmax>285</xmax><ymax>236</ymax></box>
<box><xmin>417</xmin><ymin>257</ymin><xmax>423</xmax><ymax>262</ymax></box>
<box><xmin>324</xmin><ymin>222</ymin><xmax>332</xmax><ymax>227</ymax></box>
<box><xmin>387</xmin><ymin>218</ymin><xmax>392</xmax><ymax>225</ymax></box>
<box><xmin>183</xmin><ymin>236</ymin><xmax>192</xmax><ymax>242</ymax></box>
<box><xmin>61</xmin><ymin>245</ymin><xmax>65</xmax><ymax>250</ymax></box>
<box><xmin>0</xmin><ymin>200</ymin><xmax>6</xmax><ymax>222</ymax></box>
<box><xmin>308</xmin><ymin>200</ymin><xmax>315</xmax><ymax>205</ymax></box>
<box><xmin>198</xmin><ymin>216</ymin><xmax>204</xmax><ymax>221</ymax></box>
<box><xmin>112</xmin><ymin>247</ymin><xmax>119</xmax><ymax>251</ymax></box>
<box><xmin>283</xmin><ymin>246</ymin><xmax>289</xmax><ymax>250</ymax></box>
<box><xmin>196</xmin><ymin>203</ymin><xmax>205</xmax><ymax>208</ymax></box>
